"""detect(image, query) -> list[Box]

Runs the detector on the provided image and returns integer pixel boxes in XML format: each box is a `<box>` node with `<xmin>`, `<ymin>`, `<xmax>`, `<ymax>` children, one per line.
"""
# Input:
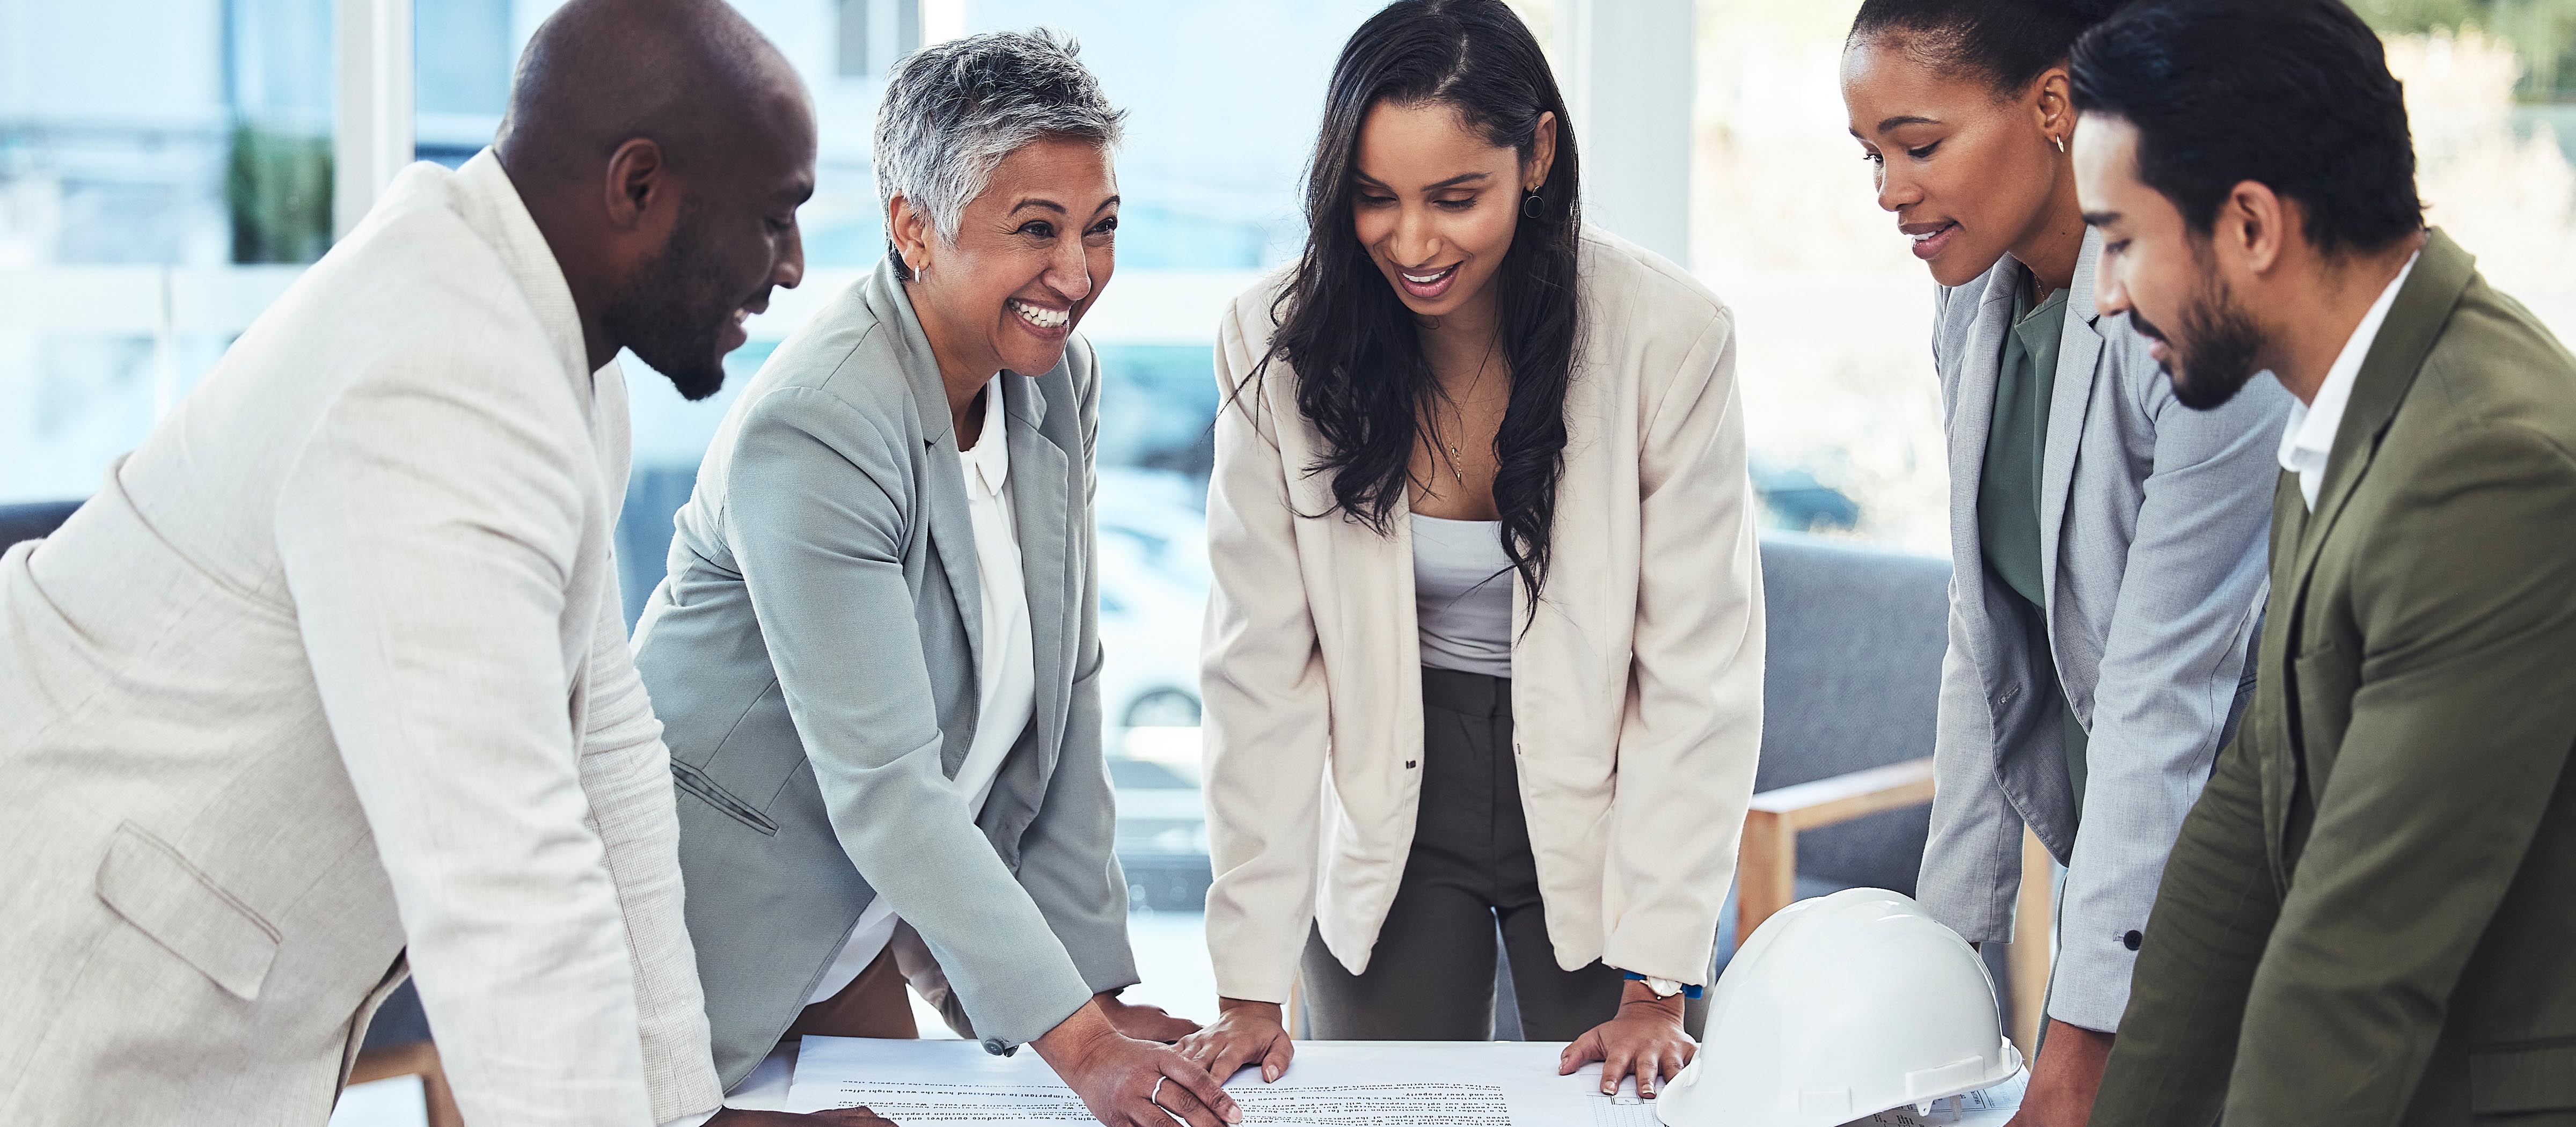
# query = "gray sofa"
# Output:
<box><xmin>1491</xmin><ymin>532</ymin><xmax>2018</xmax><ymax>1036</ymax></box>
<box><xmin>1737</xmin><ymin>532</ymin><xmax>1946</xmax><ymax>911</ymax></box>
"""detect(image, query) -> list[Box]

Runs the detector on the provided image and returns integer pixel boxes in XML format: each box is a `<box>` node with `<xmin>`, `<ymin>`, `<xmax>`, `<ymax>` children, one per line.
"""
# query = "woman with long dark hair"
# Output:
<box><xmin>1841</xmin><ymin>1</ymin><xmax>2288</xmax><ymax>1119</ymax></box>
<box><xmin>1179</xmin><ymin>0</ymin><xmax>1765</xmax><ymax>1100</ymax></box>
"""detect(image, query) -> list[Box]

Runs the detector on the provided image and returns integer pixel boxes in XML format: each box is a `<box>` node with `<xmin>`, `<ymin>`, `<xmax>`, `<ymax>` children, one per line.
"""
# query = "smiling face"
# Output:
<box><xmin>2075</xmin><ymin>113</ymin><xmax>2271</xmax><ymax>409</ymax></box>
<box><xmin>1349</xmin><ymin>99</ymin><xmax>1551</xmax><ymax>321</ymax></box>
<box><xmin>606</xmin><ymin>85</ymin><xmax>815</xmax><ymax>400</ymax></box>
<box><xmin>896</xmin><ymin>135</ymin><xmax>1118</xmax><ymax>379</ymax></box>
<box><xmin>1841</xmin><ymin>34</ymin><xmax>2071</xmax><ymax>288</ymax></box>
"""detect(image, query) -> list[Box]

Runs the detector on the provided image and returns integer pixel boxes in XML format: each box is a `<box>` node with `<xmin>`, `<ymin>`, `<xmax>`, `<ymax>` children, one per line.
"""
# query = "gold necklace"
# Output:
<box><xmin>1433</xmin><ymin>337</ymin><xmax>1501</xmax><ymax>488</ymax></box>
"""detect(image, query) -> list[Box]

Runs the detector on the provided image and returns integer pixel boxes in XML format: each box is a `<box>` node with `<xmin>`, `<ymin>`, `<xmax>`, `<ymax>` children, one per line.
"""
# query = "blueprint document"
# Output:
<box><xmin>1583</xmin><ymin>1069</ymin><xmax>2026</xmax><ymax>1127</ymax></box>
<box><xmin>791</xmin><ymin>1038</ymin><xmax>1623</xmax><ymax>1125</ymax></box>
<box><xmin>786</xmin><ymin>1037</ymin><xmax>2024</xmax><ymax>1127</ymax></box>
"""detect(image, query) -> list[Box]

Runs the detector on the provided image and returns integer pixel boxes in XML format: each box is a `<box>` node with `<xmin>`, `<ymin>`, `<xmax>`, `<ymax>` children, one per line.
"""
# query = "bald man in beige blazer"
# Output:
<box><xmin>0</xmin><ymin>3</ymin><xmax>840</xmax><ymax>1125</ymax></box>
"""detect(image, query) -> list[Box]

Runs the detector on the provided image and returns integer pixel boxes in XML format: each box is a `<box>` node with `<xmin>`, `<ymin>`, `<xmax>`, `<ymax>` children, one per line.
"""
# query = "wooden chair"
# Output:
<box><xmin>1734</xmin><ymin>757</ymin><xmax>2056</xmax><ymax>1060</ymax></box>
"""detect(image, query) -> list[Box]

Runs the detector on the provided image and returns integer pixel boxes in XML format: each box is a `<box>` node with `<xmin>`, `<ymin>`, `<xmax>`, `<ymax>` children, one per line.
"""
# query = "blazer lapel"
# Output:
<box><xmin>2266</xmin><ymin>231</ymin><xmax>2472</xmax><ymax>868</ymax></box>
<box><xmin>2038</xmin><ymin>230</ymin><xmax>2108</xmax><ymax>614</ymax></box>
<box><xmin>2286</xmin><ymin>230</ymin><xmax>2475</xmax><ymax>596</ymax></box>
<box><xmin>868</xmin><ymin>263</ymin><xmax>985</xmax><ymax>713</ymax></box>
<box><xmin>1002</xmin><ymin>372</ymin><xmax>1071</xmax><ymax>779</ymax></box>
<box><xmin>1945</xmin><ymin>267</ymin><xmax>2021</xmax><ymax>510</ymax></box>
<box><xmin>1942</xmin><ymin>260</ymin><xmax>2023</xmax><ymax>672</ymax></box>
<box><xmin>1947</xmin><ymin>262</ymin><xmax>2030</xmax><ymax>581</ymax></box>
<box><xmin>2256</xmin><ymin>470</ymin><xmax>2305</xmax><ymax>887</ymax></box>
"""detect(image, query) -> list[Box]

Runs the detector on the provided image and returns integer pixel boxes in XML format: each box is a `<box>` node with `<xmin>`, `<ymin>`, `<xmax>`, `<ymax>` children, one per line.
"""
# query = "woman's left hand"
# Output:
<box><xmin>1095</xmin><ymin>991</ymin><xmax>1203</xmax><ymax>1043</ymax></box>
<box><xmin>1558</xmin><ymin>983</ymin><xmax>1697</xmax><ymax>1099</ymax></box>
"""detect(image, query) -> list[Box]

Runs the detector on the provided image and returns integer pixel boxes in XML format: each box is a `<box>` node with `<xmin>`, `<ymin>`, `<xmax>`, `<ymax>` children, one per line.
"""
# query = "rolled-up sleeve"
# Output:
<box><xmin>580</xmin><ymin>577</ymin><xmax>723</xmax><ymax>1121</ymax></box>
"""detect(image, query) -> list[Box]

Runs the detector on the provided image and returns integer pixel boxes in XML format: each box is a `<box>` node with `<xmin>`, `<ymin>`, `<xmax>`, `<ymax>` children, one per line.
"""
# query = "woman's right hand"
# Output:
<box><xmin>1175</xmin><ymin>998</ymin><xmax>1296</xmax><ymax>1085</ymax></box>
<box><xmin>1033</xmin><ymin>998</ymin><xmax>1242</xmax><ymax>1127</ymax></box>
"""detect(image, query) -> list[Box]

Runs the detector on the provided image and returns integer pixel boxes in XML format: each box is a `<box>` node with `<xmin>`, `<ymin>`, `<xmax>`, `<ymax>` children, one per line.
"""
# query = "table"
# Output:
<box><xmin>725</xmin><ymin>1036</ymin><xmax>2023</xmax><ymax>1126</ymax></box>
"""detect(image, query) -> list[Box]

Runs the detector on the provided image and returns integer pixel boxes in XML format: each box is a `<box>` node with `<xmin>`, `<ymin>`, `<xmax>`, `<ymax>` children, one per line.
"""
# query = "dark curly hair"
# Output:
<box><xmin>2069</xmin><ymin>0</ymin><xmax>2423</xmax><ymax>255</ymax></box>
<box><xmin>1253</xmin><ymin>0</ymin><xmax>1580</xmax><ymax>615</ymax></box>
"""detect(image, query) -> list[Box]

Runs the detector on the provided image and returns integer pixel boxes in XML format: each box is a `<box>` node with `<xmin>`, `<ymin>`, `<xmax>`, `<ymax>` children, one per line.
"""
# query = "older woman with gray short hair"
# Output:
<box><xmin>633</xmin><ymin>30</ymin><xmax>1242</xmax><ymax>1127</ymax></box>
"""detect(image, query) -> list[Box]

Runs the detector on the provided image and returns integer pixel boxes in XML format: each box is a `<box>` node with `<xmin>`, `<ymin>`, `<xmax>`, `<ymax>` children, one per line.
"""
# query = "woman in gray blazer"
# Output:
<box><xmin>631</xmin><ymin>31</ymin><xmax>1239</xmax><ymax>1127</ymax></box>
<box><xmin>1842</xmin><ymin>1</ymin><xmax>2290</xmax><ymax>1120</ymax></box>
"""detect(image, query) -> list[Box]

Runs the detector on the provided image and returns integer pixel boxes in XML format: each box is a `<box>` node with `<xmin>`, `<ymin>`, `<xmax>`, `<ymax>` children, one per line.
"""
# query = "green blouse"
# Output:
<box><xmin>1977</xmin><ymin>283</ymin><xmax>2090</xmax><ymax>806</ymax></box>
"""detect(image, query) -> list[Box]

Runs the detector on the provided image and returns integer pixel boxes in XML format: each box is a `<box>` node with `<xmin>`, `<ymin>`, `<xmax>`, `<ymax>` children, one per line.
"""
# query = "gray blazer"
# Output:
<box><xmin>631</xmin><ymin>261</ymin><xmax>1133</xmax><ymax>1087</ymax></box>
<box><xmin>1917</xmin><ymin>229</ymin><xmax>2290</xmax><ymax>1031</ymax></box>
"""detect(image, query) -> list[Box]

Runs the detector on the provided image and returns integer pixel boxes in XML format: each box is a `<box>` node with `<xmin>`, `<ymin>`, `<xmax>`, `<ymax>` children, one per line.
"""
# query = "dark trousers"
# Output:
<box><xmin>1300</xmin><ymin>668</ymin><xmax>1634</xmax><ymax>1041</ymax></box>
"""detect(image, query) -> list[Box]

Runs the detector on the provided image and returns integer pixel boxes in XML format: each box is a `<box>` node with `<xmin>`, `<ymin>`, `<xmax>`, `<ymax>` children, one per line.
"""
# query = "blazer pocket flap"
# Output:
<box><xmin>94</xmin><ymin>823</ymin><xmax>282</xmax><ymax>1001</ymax></box>
<box><xmin>2472</xmin><ymin>1040</ymin><xmax>2576</xmax><ymax>1114</ymax></box>
<box><xmin>672</xmin><ymin>759</ymin><xmax>780</xmax><ymax>836</ymax></box>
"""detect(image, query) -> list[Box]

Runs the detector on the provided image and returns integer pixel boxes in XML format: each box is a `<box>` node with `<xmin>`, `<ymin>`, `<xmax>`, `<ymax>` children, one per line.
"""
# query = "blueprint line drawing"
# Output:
<box><xmin>783</xmin><ymin>1037</ymin><xmax>2026</xmax><ymax>1127</ymax></box>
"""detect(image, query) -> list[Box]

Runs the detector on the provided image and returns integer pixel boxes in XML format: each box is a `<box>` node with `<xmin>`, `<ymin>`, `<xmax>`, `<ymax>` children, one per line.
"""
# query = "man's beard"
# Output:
<box><xmin>602</xmin><ymin>197</ymin><xmax>735</xmax><ymax>402</ymax></box>
<box><xmin>2135</xmin><ymin>261</ymin><xmax>2268</xmax><ymax>412</ymax></box>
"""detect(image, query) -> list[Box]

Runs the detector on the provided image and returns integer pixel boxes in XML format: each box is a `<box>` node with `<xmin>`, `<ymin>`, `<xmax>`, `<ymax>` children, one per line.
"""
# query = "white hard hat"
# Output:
<box><xmin>1655</xmin><ymin>887</ymin><xmax>2023</xmax><ymax>1127</ymax></box>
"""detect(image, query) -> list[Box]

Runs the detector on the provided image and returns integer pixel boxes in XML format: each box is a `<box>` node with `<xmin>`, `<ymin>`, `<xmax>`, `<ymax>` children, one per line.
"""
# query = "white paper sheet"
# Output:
<box><xmin>785</xmin><ymin>1038</ymin><xmax>2025</xmax><ymax>1127</ymax></box>
<box><xmin>1841</xmin><ymin>1070</ymin><xmax>2026</xmax><ymax>1126</ymax></box>
<box><xmin>790</xmin><ymin>1038</ymin><xmax>1617</xmax><ymax>1126</ymax></box>
<box><xmin>1556</xmin><ymin>1067</ymin><xmax>2022</xmax><ymax>1127</ymax></box>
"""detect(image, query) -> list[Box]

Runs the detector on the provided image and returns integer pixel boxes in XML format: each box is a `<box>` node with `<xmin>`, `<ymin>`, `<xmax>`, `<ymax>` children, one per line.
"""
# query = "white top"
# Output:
<box><xmin>2279</xmin><ymin>252</ymin><xmax>2420</xmax><ymax>511</ymax></box>
<box><xmin>1410</xmin><ymin>513</ymin><xmax>1515</xmax><ymax>679</ymax></box>
<box><xmin>806</xmin><ymin>376</ymin><xmax>1037</xmax><ymax>1005</ymax></box>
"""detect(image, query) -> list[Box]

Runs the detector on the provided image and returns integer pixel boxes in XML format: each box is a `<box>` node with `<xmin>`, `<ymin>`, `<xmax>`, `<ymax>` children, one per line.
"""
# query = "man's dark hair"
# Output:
<box><xmin>2070</xmin><ymin>0</ymin><xmax>2424</xmax><ymax>255</ymax></box>
<box><xmin>1850</xmin><ymin>0</ymin><xmax>2129</xmax><ymax>93</ymax></box>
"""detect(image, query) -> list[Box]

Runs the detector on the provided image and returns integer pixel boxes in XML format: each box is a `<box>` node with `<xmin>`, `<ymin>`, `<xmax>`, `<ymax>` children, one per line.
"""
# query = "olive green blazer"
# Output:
<box><xmin>2094</xmin><ymin>229</ymin><xmax>2576</xmax><ymax>1125</ymax></box>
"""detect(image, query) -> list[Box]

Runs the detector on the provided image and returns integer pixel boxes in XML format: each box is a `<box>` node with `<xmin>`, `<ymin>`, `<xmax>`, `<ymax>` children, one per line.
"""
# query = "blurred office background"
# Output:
<box><xmin>4</xmin><ymin>1</ymin><xmax>2570</xmax><ymax>1111</ymax></box>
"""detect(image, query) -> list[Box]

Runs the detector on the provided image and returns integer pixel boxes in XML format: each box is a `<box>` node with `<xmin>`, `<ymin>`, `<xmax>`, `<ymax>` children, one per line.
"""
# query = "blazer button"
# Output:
<box><xmin>2122</xmin><ymin>930</ymin><xmax>2143</xmax><ymax>952</ymax></box>
<box><xmin>982</xmin><ymin>1038</ymin><xmax>1008</xmax><ymax>1055</ymax></box>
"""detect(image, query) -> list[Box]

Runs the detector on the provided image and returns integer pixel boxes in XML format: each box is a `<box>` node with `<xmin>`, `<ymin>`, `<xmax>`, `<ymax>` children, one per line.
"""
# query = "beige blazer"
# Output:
<box><xmin>0</xmin><ymin>151</ymin><xmax>720</xmax><ymax>1126</ymax></box>
<box><xmin>1199</xmin><ymin>228</ymin><xmax>1767</xmax><ymax>1003</ymax></box>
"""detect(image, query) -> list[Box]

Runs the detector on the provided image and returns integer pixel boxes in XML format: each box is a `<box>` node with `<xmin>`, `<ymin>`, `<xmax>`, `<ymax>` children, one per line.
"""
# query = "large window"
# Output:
<box><xmin>394</xmin><ymin>0</ymin><xmax>1397</xmax><ymax>1038</ymax></box>
<box><xmin>1692</xmin><ymin>0</ymin><xmax>2576</xmax><ymax>555</ymax></box>
<box><xmin>1</xmin><ymin>0</ymin><xmax>330</xmax><ymax>503</ymax></box>
<box><xmin>17</xmin><ymin>0</ymin><xmax>2574</xmax><ymax>1087</ymax></box>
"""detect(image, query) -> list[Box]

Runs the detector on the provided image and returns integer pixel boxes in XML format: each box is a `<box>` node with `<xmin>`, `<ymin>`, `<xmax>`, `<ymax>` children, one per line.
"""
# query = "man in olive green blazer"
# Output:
<box><xmin>2066</xmin><ymin>2</ymin><xmax>2576</xmax><ymax>1123</ymax></box>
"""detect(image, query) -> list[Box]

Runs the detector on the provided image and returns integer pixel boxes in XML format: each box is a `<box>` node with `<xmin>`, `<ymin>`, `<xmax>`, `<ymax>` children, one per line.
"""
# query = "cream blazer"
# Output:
<box><xmin>1200</xmin><ymin>228</ymin><xmax>1767</xmax><ymax>1002</ymax></box>
<box><xmin>0</xmin><ymin>151</ymin><xmax>719</xmax><ymax>1126</ymax></box>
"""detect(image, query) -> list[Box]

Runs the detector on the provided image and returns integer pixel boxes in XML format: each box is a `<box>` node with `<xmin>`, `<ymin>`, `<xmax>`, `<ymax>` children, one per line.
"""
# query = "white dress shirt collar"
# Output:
<box><xmin>961</xmin><ymin>375</ymin><xmax>1012</xmax><ymax>499</ymax></box>
<box><xmin>2278</xmin><ymin>251</ymin><xmax>2419</xmax><ymax>510</ymax></box>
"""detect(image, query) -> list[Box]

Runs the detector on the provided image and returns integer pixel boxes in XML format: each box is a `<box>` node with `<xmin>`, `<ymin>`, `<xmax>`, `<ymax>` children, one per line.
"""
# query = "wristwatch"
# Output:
<box><xmin>1621</xmin><ymin>970</ymin><xmax>1703</xmax><ymax>999</ymax></box>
